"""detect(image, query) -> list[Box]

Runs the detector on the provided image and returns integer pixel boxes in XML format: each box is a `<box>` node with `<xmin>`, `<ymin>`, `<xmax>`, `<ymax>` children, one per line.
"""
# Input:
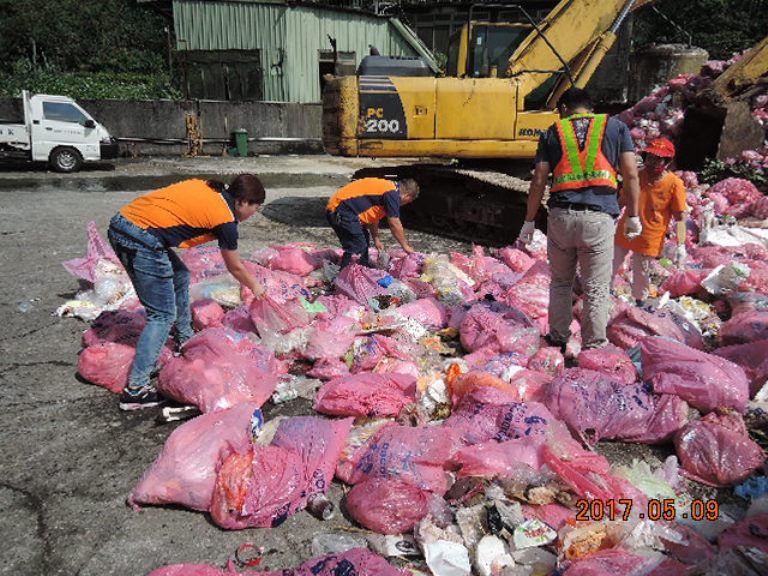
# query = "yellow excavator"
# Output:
<box><xmin>322</xmin><ymin>0</ymin><xmax>657</xmax><ymax>243</ymax></box>
<box><xmin>322</xmin><ymin>0</ymin><xmax>765</xmax><ymax>244</ymax></box>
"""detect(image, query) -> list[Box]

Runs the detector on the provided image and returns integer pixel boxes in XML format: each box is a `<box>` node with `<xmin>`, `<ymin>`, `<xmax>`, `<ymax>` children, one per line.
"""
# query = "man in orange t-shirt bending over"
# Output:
<box><xmin>326</xmin><ymin>177</ymin><xmax>419</xmax><ymax>268</ymax></box>
<box><xmin>613</xmin><ymin>137</ymin><xmax>688</xmax><ymax>306</ymax></box>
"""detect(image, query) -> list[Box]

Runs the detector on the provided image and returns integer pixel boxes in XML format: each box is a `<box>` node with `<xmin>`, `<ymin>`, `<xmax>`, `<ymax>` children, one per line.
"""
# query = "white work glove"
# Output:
<box><xmin>517</xmin><ymin>221</ymin><xmax>535</xmax><ymax>245</ymax></box>
<box><xmin>675</xmin><ymin>244</ymin><xmax>687</xmax><ymax>267</ymax></box>
<box><xmin>624</xmin><ymin>216</ymin><xmax>642</xmax><ymax>240</ymax></box>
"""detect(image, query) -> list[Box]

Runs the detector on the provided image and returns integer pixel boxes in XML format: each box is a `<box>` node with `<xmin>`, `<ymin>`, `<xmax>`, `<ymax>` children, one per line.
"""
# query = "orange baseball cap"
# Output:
<box><xmin>641</xmin><ymin>137</ymin><xmax>676</xmax><ymax>158</ymax></box>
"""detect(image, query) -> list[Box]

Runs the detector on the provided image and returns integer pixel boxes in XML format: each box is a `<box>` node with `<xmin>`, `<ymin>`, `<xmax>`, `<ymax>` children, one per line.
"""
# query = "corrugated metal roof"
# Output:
<box><xmin>173</xmin><ymin>0</ymin><xmax>423</xmax><ymax>103</ymax></box>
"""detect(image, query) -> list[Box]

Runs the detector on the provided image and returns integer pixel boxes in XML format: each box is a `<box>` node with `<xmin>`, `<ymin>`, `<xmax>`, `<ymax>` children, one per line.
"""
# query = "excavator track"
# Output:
<box><xmin>353</xmin><ymin>164</ymin><xmax>545</xmax><ymax>247</ymax></box>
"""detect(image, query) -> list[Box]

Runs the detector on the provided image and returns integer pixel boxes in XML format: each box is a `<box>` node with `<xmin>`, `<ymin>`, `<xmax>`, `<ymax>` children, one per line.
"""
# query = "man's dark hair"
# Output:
<box><xmin>558</xmin><ymin>87</ymin><xmax>593</xmax><ymax>111</ymax></box>
<box><xmin>208</xmin><ymin>173</ymin><xmax>266</xmax><ymax>204</ymax></box>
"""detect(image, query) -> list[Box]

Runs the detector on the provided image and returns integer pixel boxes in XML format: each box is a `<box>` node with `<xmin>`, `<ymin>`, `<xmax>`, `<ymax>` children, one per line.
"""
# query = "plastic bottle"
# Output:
<box><xmin>306</xmin><ymin>493</ymin><xmax>335</xmax><ymax>520</ymax></box>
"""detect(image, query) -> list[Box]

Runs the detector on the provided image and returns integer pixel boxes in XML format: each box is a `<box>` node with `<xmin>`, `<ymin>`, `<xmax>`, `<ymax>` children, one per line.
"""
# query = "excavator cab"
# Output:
<box><xmin>447</xmin><ymin>22</ymin><xmax>532</xmax><ymax>78</ymax></box>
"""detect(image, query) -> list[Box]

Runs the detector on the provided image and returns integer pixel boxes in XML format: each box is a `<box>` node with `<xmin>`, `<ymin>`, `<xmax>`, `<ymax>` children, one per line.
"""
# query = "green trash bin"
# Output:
<box><xmin>233</xmin><ymin>128</ymin><xmax>249</xmax><ymax>157</ymax></box>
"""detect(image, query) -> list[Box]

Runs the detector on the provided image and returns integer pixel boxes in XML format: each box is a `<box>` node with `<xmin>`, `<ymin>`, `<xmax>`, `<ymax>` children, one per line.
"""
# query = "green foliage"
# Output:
<box><xmin>633</xmin><ymin>0</ymin><xmax>768</xmax><ymax>60</ymax></box>
<box><xmin>0</xmin><ymin>59</ymin><xmax>182</xmax><ymax>101</ymax></box>
<box><xmin>700</xmin><ymin>157</ymin><xmax>767</xmax><ymax>190</ymax></box>
<box><xmin>0</xmin><ymin>0</ymin><xmax>168</xmax><ymax>74</ymax></box>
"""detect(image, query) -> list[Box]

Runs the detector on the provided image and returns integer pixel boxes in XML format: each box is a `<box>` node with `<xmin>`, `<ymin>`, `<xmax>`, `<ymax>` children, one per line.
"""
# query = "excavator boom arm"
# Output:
<box><xmin>507</xmin><ymin>0</ymin><xmax>652</xmax><ymax>96</ymax></box>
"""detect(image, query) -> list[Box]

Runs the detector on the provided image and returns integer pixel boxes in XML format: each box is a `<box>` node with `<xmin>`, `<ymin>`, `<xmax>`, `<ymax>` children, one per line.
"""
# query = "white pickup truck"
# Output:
<box><xmin>0</xmin><ymin>90</ymin><xmax>118</xmax><ymax>172</ymax></box>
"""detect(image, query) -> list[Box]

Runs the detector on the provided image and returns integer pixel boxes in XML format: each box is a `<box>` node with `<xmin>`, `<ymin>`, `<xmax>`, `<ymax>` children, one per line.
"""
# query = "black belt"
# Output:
<box><xmin>552</xmin><ymin>203</ymin><xmax>602</xmax><ymax>213</ymax></box>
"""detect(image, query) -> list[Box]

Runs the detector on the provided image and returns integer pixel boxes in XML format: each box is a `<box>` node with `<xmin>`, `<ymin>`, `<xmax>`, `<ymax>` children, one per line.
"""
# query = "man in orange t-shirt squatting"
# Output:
<box><xmin>613</xmin><ymin>137</ymin><xmax>688</xmax><ymax>306</ymax></box>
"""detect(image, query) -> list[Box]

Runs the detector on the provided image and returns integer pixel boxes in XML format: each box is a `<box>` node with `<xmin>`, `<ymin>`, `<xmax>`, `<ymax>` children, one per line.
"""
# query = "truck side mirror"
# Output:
<box><xmin>83</xmin><ymin>119</ymin><xmax>96</xmax><ymax>129</ymax></box>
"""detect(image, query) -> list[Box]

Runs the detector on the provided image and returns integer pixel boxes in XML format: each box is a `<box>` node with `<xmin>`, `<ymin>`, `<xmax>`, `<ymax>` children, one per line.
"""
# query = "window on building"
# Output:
<box><xmin>180</xmin><ymin>50</ymin><xmax>263</xmax><ymax>101</ymax></box>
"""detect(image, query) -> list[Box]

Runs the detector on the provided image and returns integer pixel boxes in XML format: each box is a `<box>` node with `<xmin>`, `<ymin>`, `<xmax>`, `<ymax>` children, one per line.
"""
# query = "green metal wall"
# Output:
<box><xmin>173</xmin><ymin>1</ymin><xmax>418</xmax><ymax>103</ymax></box>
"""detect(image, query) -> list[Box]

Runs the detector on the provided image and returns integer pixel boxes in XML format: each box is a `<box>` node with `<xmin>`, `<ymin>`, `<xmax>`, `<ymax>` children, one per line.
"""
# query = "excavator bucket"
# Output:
<box><xmin>677</xmin><ymin>35</ymin><xmax>768</xmax><ymax>170</ymax></box>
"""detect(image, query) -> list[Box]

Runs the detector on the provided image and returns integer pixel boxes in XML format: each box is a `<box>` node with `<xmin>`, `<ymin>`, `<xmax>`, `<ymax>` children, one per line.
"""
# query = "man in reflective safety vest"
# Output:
<box><xmin>517</xmin><ymin>88</ymin><xmax>641</xmax><ymax>351</ymax></box>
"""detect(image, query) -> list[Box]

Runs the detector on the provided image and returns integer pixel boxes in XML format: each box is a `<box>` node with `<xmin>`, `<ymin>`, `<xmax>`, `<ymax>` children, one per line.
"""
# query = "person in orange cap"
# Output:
<box><xmin>613</xmin><ymin>137</ymin><xmax>688</xmax><ymax>306</ymax></box>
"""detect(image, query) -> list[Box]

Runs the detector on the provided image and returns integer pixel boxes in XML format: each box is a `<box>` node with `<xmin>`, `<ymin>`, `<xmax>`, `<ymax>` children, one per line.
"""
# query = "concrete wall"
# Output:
<box><xmin>0</xmin><ymin>97</ymin><xmax>324</xmax><ymax>156</ymax></box>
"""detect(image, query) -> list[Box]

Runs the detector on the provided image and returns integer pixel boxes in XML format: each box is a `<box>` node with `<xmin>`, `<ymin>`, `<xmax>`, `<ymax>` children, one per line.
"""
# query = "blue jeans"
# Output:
<box><xmin>108</xmin><ymin>214</ymin><xmax>194</xmax><ymax>390</ymax></box>
<box><xmin>327</xmin><ymin>209</ymin><xmax>371</xmax><ymax>268</ymax></box>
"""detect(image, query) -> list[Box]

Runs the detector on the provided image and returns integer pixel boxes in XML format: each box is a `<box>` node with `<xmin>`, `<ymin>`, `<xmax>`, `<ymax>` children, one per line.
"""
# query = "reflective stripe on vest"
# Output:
<box><xmin>550</xmin><ymin>113</ymin><xmax>618</xmax><ymax>193</ymax></box>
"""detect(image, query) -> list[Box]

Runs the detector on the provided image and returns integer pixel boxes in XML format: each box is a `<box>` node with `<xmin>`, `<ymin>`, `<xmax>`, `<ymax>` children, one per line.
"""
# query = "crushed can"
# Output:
<box><xmin>306</xmin><ymin>493</ymin><xmax>335</xmax><ymax>520</ymax></box>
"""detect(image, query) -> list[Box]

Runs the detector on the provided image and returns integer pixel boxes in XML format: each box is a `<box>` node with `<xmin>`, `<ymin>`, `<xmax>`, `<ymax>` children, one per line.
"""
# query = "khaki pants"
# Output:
<box><xmin>547</xmin><ymin>207</ymin><xmax>616</xmax><ymax>349</ymax></box>
<box><xmin>612</xmin><ymin>244</ymin><xmax>653</xmax><ymax>302</ymax></box>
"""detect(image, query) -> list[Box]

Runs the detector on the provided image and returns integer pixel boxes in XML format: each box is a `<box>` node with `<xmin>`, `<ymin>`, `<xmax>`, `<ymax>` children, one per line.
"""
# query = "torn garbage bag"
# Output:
<box><xmin>210</xmin><ymin>416</ymin><xmax>353</xmax><ymax>529</ymax></box>
<box><xmin>129</xmin><ymin>403</ymin><xmax>258</xmax><ymax>511</ymax></box>
<box><xmin>345</xmin><ymin>477</ymin><xmax>430</xmax><ymax>534</ymax></box>
<box><xmin>546</xmin><ymin>368</ymin><xmax>688</xmax><ymax>444</ymax></box>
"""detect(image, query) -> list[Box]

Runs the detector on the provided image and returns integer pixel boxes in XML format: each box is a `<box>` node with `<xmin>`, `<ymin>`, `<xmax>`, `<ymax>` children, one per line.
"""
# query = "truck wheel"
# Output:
<box><xmin>49</xmin><ymin>147</ymin><xmax>83</xmax><ymax>173</ymax></box>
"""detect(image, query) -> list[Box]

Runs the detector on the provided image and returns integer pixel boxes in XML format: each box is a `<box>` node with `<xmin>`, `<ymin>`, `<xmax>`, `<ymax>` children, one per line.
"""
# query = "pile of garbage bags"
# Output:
<box><xmin>55</xmin><ymin>50</ymin><xmax>768</xmax><ymax>576</ymax></box>
<box><xmin>62</xmin><ymin>198</ymin><xmax>768</xmax><ymax>574</ymax></box>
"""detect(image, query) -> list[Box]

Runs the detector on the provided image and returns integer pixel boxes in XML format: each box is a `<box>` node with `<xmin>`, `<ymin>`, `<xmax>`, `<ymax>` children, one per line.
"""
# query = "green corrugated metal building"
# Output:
<box><xmin>171</xmin><ymin>0</ymin><xmax>434</xmax><ymax>103</ymax></box>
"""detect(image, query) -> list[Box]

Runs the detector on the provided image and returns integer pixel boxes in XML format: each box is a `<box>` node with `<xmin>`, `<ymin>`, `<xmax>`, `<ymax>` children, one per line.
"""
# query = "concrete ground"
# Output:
<box><xmin>0</xmin><ymin>155</ymin><xmax>738</xmax><ymax>576</ymax></box>
<box><xmin>0</xmin><ymin>155</ymin><xmax>471</xmax><ymax>576</ymax></box>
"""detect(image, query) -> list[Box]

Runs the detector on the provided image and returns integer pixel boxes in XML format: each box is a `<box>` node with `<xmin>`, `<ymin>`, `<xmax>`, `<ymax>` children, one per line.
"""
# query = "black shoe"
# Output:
<box><xmin>119</xmin><ymin>385</ymin><xmax>166</xmax><ymax>411</ymax></box>
<box><xmin>544</xmin><ymin>334</ymin><xmax>567</xmax><ymax>354</ymax></box>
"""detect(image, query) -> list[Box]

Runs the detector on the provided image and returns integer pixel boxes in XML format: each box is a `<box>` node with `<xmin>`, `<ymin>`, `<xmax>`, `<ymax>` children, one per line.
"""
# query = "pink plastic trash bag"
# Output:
<box><xmin>78</xmin><ymin>342</ymin><xmax>172</xmax><ymax>394</ymax></box>
<box><xmin>714</xmin><ymin>340</ymin><xmax>768</xmax><ymax>397</ymax></box>
<box><xmin>527</xmin><ymin>346</ymin><xmax>565</xmax><ymax>377</ymax></box>
<box><xmin>607</xmin><ymin>307</ymin><xmax>684</xmax><ymax>349</ymax></box>
<box><xmin>561</xmin><ymin>549</ymin><xmax>652</xmax><ymax>576</ymax></box>
<box><xmin>333</xmin><ymin>263</ymin><xmax>387</xmax><ymax>305</ymax></box>
<box><xmin>640</xmin><ymin>337</ymin><xmax>749</xmax><ymax>413</ymax></box>
<box><xmin>210</xmin><ymin>416</ymin><xmax>353</xmax><ymax>529</ymax></box>
<box><xmin>660</xmin><ymin>269</ymin><xmax>709</xmax><ymax>298</ymax></box>
<box><xmin>191</xmin><ymin>298</ymin><xmax>225</xmax><ymax>330</ymax></box>
<box><xmin>547</xmin><ymin>368</ymin><xmax>688</xmax><ymax>444</ymax></box>
<box><xmin>451</xmin><ymin>436</ymin><xmax>545</xmax><ymax>479</ymax></box>
<box><xmin>304</xmin><ymin>316</ymin><xmax>357</xmax><ymax>361</ymax></box>
<box><xmin>314</xmin><ymin>373</ymin><xmax>416</xmax><ymax>418</ymax></box>
<box><xmin>265</xmin><ymin>244</ymin><xmax>320</xmax><ymax>276</ymax></box>
<box><xmin>345</xmin><ymin>477</ymin><xmax>430</xmax><ymax>534</ymax></box>
<box><xmin>719</xmin><ymin>310</ymin><xmax>768</xmax><ymax>345</ymax></box>
<box><xmin>447</xmin><ymin>389</ymin><xmax>560</xmax><ymax>446</ymax></box>
<box><xmin>498</xmin><ymin>246</ymin><xmax>535</xmax><ymax>273</ymax></box>
<box><xmin>390</xmin><ymin>252</ymin><xmax>425</xmax><ymax>278</ymax></box>
<box><xmin>129</xmin><ymin>403</ymin><xmax>257</xmax><ymax>511</ymax></box>
<box><xmin>307</xmin><ymin>358</ymin><xmax>351</xmax><ymax>380</ymax></box>
<box><xmin>674</xmin><ymin>411</ymin><xmax>765</xmax><ymax>487</ymax></box>
<box><xmin>500</xmin><ymin>261</ymin><xmax>551</xmax><ymax>332</ymax></box>
<box><xmin>179</xmin><ymin>246</ymin><xmax>228</xmax><ymax>283</ymax></box>
<box><xmin>396</xmin><ymin>297</ymin><xmax>448</xmax><ymax>330</ymax></box>
<box><xmin>63</xmin><ymin>221</ymin><xmax>120</xmax><ymax>283</ymax></box>
<box><xmin>577</xmin><ymin>344</ymin><xmax>637</xmax><ymax>384</ymax></box>
<box><xmin>82</xmin><ymin>309</ymin><xmax>147</xmax><ymax>347</ymax></box>
<box><xmin>157</xmin><ymin>329</ymin><xmax>278</xmax><ymax>412</ymax></box>
<box><xmin>221</xmin><ymin>305</ymin><xmax>257</xmax><ymax>333</ymax></box>
<box><xmin>351</xmin><ymin>334</ymin><xmax>414</xmax><ymax>373</ymax></box>
<box><xmin>718</xmin><ymin>512</ymin><xmax>768</xmax><ymax>554</ymax></box>
<box><xmin>147</xmin><ymin>549</ymin><xmax>404</xmax><ymax>576</ymax></box>
<box><xmin>249</xmin><ymin>294</ymin><xmax>310</xmax><ymax>337</ymax></box>
<box><xmin>460</xmin><ymin>302</ymin><xmax>540</xmax><ymax>356</ymax></box>
<box><xmin>344</xmin><ymin>424</ymin><xmax>461</xmax><ymax>494</ymax></box>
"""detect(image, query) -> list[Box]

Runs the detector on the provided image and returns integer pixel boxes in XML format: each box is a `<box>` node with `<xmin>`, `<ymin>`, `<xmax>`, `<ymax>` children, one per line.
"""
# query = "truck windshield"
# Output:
<box><xmin>43</xmin><ymin>102</ymin><xmax>88</xmax><ymax>124</ymax></box>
